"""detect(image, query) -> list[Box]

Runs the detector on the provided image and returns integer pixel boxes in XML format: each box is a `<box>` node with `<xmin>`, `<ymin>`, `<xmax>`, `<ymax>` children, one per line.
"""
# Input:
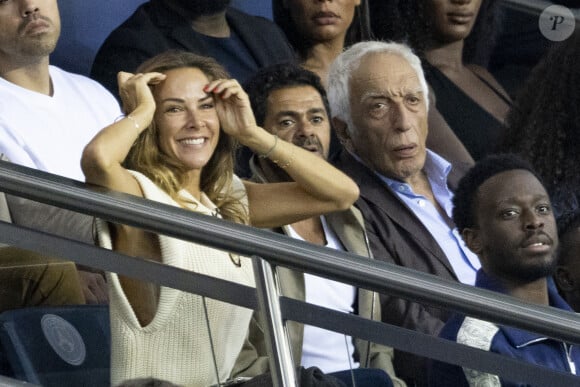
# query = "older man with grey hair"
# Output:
<box><xmin>328</xmin><ymin>41</ymin><xmax>480</xmax><ymax>386</ymax></box>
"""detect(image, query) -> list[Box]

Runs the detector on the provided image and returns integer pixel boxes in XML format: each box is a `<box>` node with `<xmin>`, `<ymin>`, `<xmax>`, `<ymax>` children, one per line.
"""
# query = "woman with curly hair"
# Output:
<box><xmin>555</xmin><ymin>207</ymin><xmax>580</xmax><ymax>313</ymax></box>
<box><xmin>371</xmin><ymin>0</ymin><xmax>511</xmax><ymax>161</ymax></box>
<box><xmin>499</xmin><ymin>30</ymin><xmax>580</xmax><ymax>216</ymax></box>
<box><xmin>81</xmin><ymin>50</ymin><xmax>359</xmax><ymax>387</ymax></box>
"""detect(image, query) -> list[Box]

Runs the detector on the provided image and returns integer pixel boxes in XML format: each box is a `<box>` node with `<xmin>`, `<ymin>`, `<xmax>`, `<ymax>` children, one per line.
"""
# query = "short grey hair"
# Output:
<box><xmin>327</xmin><ymin>41</ymin><xmax>429</xmax><ymax>135</ymax></box>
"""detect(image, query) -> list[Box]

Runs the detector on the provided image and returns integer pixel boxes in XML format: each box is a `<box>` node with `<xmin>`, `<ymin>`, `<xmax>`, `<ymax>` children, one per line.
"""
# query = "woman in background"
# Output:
<box><xmin>499</xmin><ymin>30</ymin><xmax>580</xmax><ymax>216</ymax></box>
<box><xmin>273</xmin><ymin>0</ymin><xmax>371</xmax><ymax>87</ymax></box>
<box><xmin>371</xmin><ymin>0</ymin><xmax>510</xmax><ymax>161</ymax></box>
<box><xmin>274</xmin><ymin>0</ymin><xmax>473</xmax><ymax>165</ymax></box>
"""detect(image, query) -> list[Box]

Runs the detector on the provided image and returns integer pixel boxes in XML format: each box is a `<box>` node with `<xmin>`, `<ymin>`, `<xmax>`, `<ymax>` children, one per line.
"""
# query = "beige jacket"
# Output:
<box><xmin>231</xmin><ymin>158</ymin><xmax>405</xmax><ymax>386</ymax></box>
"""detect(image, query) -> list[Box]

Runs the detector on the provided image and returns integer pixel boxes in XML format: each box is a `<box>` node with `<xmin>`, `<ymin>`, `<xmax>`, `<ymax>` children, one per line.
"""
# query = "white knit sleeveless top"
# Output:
<box><xmin>97</xmin><ymin>171</ymin><xmax>255</xmax><ymax>387</ymax></box>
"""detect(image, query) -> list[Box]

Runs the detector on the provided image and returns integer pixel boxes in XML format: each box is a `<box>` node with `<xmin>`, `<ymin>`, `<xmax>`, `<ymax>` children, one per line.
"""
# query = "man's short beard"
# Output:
<box><xmin>20</xmin><ymin>40</ymin><xmax>58</xmax><ymax>57</ymax></box>
<box><xmin>497</xmin><ymin>254</ymin><xmax>558</xmax><ymax>284</ymax></box>
<box><xmin>16</xmin><ymin>17</ymin><xmax>59</xmax><ymax>57</ymax></box>
<box><xmin>172</xmin><ymin>0</ymin><xmax>231</xmax><ymax>16</ymax></box>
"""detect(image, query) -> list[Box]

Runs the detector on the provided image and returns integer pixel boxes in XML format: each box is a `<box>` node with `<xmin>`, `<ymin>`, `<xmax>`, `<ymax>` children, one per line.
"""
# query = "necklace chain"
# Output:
<box><xmin>211</xmin><ymin>209</ymin><xmax>242</xmax><ymax>267</ymax></box>
<box><xmin>229</xmin><ymin>253</ymin><xmax>242</xmax><ymax>267</ymax></box>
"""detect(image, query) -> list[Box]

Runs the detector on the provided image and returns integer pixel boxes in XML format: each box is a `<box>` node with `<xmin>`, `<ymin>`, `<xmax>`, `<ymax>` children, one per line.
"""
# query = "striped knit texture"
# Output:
<box><xmin>97</xmin><ymin>171</ymin><xmax>254</xmax><ymax>387</ymax></box>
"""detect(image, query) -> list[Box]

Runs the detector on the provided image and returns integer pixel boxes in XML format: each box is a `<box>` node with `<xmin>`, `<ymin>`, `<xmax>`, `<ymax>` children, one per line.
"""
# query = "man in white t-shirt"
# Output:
<box><xmin>232</xmin><ymin>64</ymin><xmax>406</xmax><ymax>387</ymax></box>
<box><xmin>0</xmin><ymin>0</ymin><xmax>122</xmax><ymax>303</ymax></box>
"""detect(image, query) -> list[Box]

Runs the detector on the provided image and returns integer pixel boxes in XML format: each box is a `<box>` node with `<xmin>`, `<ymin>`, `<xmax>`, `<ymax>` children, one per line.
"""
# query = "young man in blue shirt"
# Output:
<box><xmin>430</xmin><ymin>154</ymin><xmax>580</xmax><ymax>386</ymax></box>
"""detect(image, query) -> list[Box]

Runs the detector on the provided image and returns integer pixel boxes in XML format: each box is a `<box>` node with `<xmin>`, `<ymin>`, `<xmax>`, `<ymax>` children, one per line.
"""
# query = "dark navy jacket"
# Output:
<box><xmin>91</xmin><ymin>0</ymin><xmax>295</xmax><ymax>98</ymax></box>
<box><xmin>429</xmin><ymin>270</ymin><xmax>580</xmax><ymax>386</ymax></box>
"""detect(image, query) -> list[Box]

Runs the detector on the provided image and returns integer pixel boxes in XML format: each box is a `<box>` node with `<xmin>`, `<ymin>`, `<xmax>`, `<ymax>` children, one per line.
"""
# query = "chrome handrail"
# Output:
<box><xmin>1</xmin><ymin>161</ymin><xmax>580</xmax><ymax>386</ymax></box>
<box><xmin>1</xmin><ymin>161</ymin><xmax>579</xmax><ymax>344</ymax></box>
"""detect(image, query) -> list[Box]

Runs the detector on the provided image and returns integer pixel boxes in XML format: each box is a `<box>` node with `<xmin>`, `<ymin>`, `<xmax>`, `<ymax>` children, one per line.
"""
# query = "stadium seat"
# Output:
<box><xmin>0</xmin><ymin>305</ymin><xmax>110</xmax><ymax>387</ymax></box>
<box><xmin>231</xmin><ymin>0</ymin><xmax>273</xmax><ymax>20</ymax></box>
<box><xmin>52</xmin><ymin>0</ymin><xmax>147</xmax><ymax>75</ymax></box>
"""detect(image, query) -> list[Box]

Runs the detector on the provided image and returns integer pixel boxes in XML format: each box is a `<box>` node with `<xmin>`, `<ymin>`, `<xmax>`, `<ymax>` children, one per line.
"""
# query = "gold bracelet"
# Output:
<box><xmin>114</xmin><ymin>114</ymin><xmax>141</xmax><ymax>136</ymax></box>
<box><xmin>125</xmin><ymin>114</ymin><xmax>140</xmax><ymax>135</ymax></box>
<box><xmin>259</xmin><ymin>134</ymin><xmax>278</xmax><ymax>159</ymax></box>
<box><xmin>272</xmin><ymin>145</ymin><xmax>295</xmax><ymax>169</ymax></box>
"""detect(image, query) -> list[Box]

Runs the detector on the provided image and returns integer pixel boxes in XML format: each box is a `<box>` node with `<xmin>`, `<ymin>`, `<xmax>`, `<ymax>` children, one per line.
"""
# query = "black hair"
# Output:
<box><xmin>243</xmin><ymin>62</ymin><xmax>331</xmax><ymax>128</ymax></box>
<box><xmin>556</xmin><ymin>207</ymin><xmax>580</xmax><ymax>269</ymax></box>
<box><xmin>368</xmin><ymin>0</ymin><xmax>428</xmax><ymax>57</ymax></box>
<box><xmin>557</xmin><ymin>208</ymin><xmax>580</xmax><ymax>240</ymax></box>
<box><xmin>498</xmin><ymin>30</ymin><xmax>580</xmax><ymax>216</ymax></box>
<box><xmin>370</xmin><ymin>0</ymin><xmax>501</xmax><ymax>66</ymax></box>
<box><xmin>452</xmin><ymin>154</ymin><xmax>543</xmax><ymax>233</ymax></box>
<box><xmin>273</xmin><ymin>0</ymin><xmax>373</xmax><ymax>59</ymax></box>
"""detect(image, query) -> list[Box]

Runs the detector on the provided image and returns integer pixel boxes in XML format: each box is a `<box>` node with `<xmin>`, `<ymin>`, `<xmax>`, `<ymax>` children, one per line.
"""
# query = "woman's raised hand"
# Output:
<box><xmin>204</xmin><ymin>79</ymin><xmax>258</xmax><ymax>141</ymax></box>
<box><xmin>117</xmin><ymin>71</ymin><xmax>166</xmax><ymax>115</ymax></box>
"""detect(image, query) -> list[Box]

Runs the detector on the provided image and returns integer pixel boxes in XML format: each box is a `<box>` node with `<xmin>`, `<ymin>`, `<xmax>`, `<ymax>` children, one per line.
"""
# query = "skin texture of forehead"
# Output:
<box><xmin>351</xmin><ymin>52</ymin><xmax>420</xmax><ymax>89</ymax></box>
<box><xmin>153</xmin><ymin>67</ymin><xmax>210</xmax><ymax>101</ymax></box>
<box><xmin>476</xmin><ymin>169</ymin><xmax>548</xmax><ymax>210</ymax></box>
<box><xmin>266</xmin><ymin>85</ymin><xmax>326</xmax><ymax>113</ymax></box>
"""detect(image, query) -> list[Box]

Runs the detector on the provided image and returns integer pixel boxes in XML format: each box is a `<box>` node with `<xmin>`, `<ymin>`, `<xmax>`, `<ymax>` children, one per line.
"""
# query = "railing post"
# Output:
<box><xmin>252</xmin><ymin>256</ymin><xmax>297</xmax><ymax>387</ymax></box>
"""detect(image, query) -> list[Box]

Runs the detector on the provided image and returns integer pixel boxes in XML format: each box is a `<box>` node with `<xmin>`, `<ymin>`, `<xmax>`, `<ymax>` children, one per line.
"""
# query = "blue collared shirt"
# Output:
<box><xmin>375</xmin><ymin>150</ymin><xmax>481</xmax><ymax>285</ymax></box>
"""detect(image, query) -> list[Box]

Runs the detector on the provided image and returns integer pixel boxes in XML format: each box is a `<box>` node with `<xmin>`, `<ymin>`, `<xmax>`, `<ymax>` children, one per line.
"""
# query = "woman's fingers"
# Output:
<box><xmin>117</xmin><ymin>72</ymin><xmax>166</xmax><ymax>114</ymax></box>
<box><xmin>118</xmin><ymin>71</ymin><xmax>166</xmax><ymax>88</ymax></box>
<box><xmin>204</xmin><ymin>79</ymin><xmax>246</xmax><ymax>100</ymax></box>
<box><xmin>139</xmin><ymin>72</ymin><xmax>167</xmax><ymax>85</ymax></box>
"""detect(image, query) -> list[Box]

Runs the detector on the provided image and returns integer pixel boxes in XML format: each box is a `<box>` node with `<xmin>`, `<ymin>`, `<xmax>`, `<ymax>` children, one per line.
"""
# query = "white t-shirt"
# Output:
<box><xmin>0</xmin><ymin>65</ymin><xmax>121</xmax><ymax>181</ymax></box>
<box><xmin>288</xmin><ymin>217</ymin><xmax>360</xmax><ymax>373</ymax></box>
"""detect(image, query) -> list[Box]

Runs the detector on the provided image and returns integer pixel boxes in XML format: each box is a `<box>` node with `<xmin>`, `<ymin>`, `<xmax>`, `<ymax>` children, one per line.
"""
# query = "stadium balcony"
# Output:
<box><xmin>0</xmin><ymin>158</ymin><xmax>579</xmax><ymax>386</ymax></box>
<box><xmin>3</xmin><ymin>1</ymin><xmax>580</xmax><ymax>386</ymax></box>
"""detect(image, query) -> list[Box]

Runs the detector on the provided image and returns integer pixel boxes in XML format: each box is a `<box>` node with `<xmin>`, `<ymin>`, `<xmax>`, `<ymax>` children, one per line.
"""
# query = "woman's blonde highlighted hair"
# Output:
<box><xmin>122</xmin><ymin>50</ymin><xmax>248</xmax><ymax>225</ymax></box>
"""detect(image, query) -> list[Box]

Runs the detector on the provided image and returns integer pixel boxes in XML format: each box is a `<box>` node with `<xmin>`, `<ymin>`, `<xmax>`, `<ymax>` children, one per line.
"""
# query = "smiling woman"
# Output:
<box><xmin>152</xmin><ymin>68</ymin><xmax>222</xmax><ymax>180</ymax></box>
<box><xmin>80</xmin><ymin>50</ymin><xmax>359</xmax><ymax>387</ymax></box>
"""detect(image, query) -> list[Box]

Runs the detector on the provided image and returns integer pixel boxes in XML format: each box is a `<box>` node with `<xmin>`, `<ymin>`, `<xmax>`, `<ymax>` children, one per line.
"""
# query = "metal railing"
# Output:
<box><xmin>501</xmin><ymin>0</ymin><xmax>580</xmax><ymax>20</ymax></box>
<box><xmin>1</xmin><ymin>160</ymin><xmax>580</xmax><ymax>386</ymax></box>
